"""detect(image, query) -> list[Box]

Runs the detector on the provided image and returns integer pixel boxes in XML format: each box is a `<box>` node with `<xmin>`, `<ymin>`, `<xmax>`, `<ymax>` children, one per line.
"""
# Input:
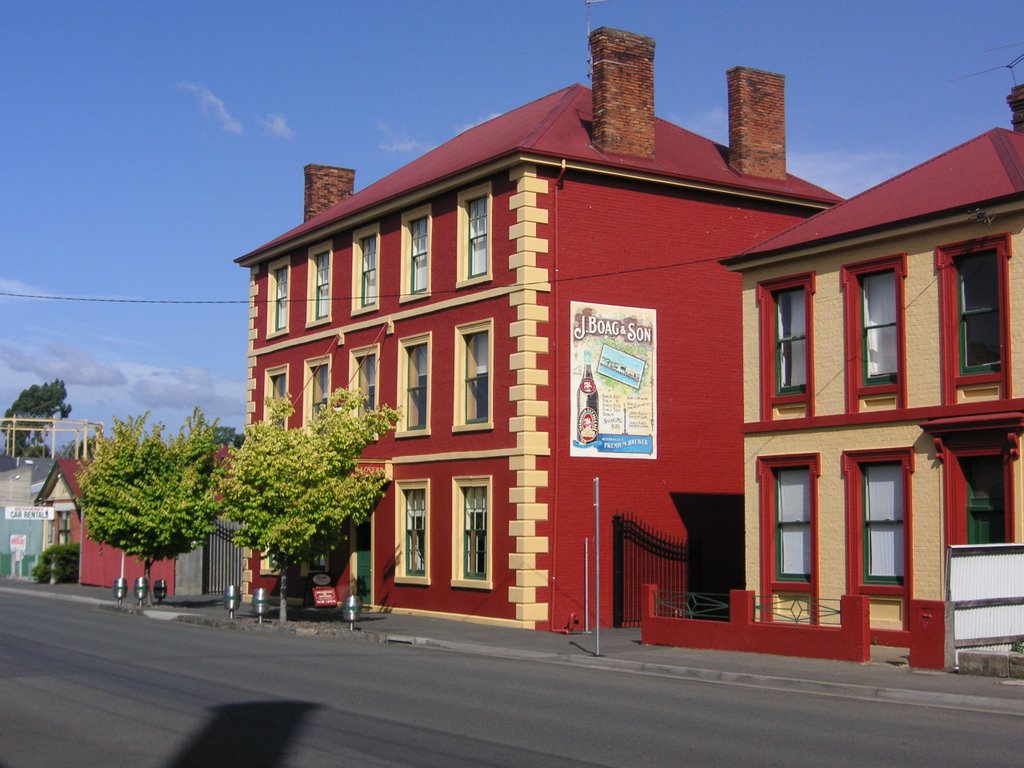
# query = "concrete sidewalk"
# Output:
<box><xmin>3</xmin><ymin>578</ymin><xmax>1023</xmax><ymax>716</ymax></box>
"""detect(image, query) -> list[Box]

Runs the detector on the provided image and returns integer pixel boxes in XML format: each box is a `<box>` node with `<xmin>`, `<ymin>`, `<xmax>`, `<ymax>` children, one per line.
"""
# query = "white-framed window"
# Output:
<box><xmin>349</xmin><ymin>345</ymin><xmax>379</xmax><ymax>416</ymax></box>
<box><xmin>304</xmin><ymin>356</ymin><xmax>331</xmax><ymax>423</ymax></box>
<box><xmin>401</xmin><ymin>206</ymin><xmax>431</xmax><ymax>300</ymax></box>
<box><xmin>457</xmin><ymin>184</ymin><xmax>492</xmax><ymax>286</ymax></box>
<box><xmin>775</xmin><ymin>467</ymin><xmax>811</xmax><ymax>581</ymax></box>
<box><xmin>452</xmin><ymin>476</ymin><xmax>492</xmax><ymax>589</ymax></box>
<box><xmin>264</xmin><ymin>365</ymin><xmax>289</xmax><ymax>425</ymax></box>
<box><xmin>395</xmin><ymin>480</ymin><xmax>430</xmax><ymax>585</ymax></box>
<box><xmin>862</xmin><ymin>463</ymin><xmax>905</xmax><ymax>583</ymax></box>
<box><xmin>454</xmin><ymin>320</ymin><xmax>492</xmax><ymax>430</ymax></box>
<box><xmin>397</xmin><ymin>334</ymin><xmax>431</xmax><ymax>435</ymax></box>
<box><xmin>268</xmin><ymin>258</ymin><xmax>290</xmax><ymax>336</ymax></box>
<box><xmin>351</xmin><ymin>224</ymin><xmax>379</xmax><ymax>314</ymax></box>
<box><xmin>307</xmin><ymin>243</ymin><xmax>332</xmax><ymax>324</ymax></box>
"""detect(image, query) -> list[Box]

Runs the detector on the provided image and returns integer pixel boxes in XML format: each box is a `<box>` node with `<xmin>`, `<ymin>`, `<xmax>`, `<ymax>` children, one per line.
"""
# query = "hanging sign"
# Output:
<box><xmin>4</xmin><ymin>506</ymin><xmax>54</xmax><ymax>520</ymax></box>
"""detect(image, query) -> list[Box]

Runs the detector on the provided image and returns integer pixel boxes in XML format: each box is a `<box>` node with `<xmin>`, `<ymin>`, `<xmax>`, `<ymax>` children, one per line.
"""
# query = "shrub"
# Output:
<box><xmin>31</xmin><ymin>543</ymin><xmax>80</xmax><ymax>583</ymax></box>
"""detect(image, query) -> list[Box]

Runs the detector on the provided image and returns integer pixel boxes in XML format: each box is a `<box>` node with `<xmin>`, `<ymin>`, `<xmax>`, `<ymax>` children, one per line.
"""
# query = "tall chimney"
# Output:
<box><xmin>303</xmin><ymin>164</ymin><xmax>355</xmax><ymax>221</ymax></box>
<box><xmin>589</xmin><ymin>27</ymin><xmax>656</xmax><ymax>158</ymax></box>
<box><xmin>1009</xmin><ymin>84</ymin><xmax>1024</xmax><ymax>133</ymax></box>
<box><xmin>727</xmin><ymin>67</ymin><xmax>786</xmax><ymax>180</ymax></box>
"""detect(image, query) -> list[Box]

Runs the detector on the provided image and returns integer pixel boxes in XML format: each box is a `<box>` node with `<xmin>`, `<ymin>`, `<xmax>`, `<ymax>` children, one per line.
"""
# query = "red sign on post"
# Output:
<box><xmin>312</xmin><ymin>586</ymin><xmax>338</xmax><ymax>608</ymax></box>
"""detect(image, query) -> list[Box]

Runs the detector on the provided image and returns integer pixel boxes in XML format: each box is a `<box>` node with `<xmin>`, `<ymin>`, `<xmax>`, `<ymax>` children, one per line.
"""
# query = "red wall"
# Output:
<box><xmin>79</xmin><ymin>518</ymin><xmax>176</xmax><ymax>591</ymax></box>
<box><xmin>246</xmin><ymin>165</ymin><xmax>818</xmax><ymax>629</ymax></box>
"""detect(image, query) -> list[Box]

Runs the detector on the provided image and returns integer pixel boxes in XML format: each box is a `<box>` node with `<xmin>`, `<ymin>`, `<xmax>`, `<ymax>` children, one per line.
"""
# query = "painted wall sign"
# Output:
<box><xmin>570</xmin><ymin>301</ymin><xmax>657</xmax><ymax>459</ymax></box>
<box><xmin>4</xmin><ymin>506</ymin><xmax>54</xmax><ymax>520</ymax></box>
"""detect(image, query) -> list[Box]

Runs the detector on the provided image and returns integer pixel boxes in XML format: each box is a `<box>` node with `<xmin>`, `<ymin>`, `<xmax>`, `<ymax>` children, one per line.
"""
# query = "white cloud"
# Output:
<box><xmin>179</xmin><ymin>82</ymin><xmax>243</xmax><ymax>134</ymax></box>
<box><xmin>789</xmin><ymin>149</ymin><xmax>917</xmax><ymax>199</ymax></box>
<box><xmin>0</xmin><ymin>342</ymin><xmax>126</xmax><ymax>387</ymax></box>
<box><xmin>259</xmin><ymin>112</ymin><xmax>294</xmax><ymax>139</ymax></box>
<box><xmin>376</xmin><ymin>122</ymin><xmax>430</xmax><ymax>154</ymax></box>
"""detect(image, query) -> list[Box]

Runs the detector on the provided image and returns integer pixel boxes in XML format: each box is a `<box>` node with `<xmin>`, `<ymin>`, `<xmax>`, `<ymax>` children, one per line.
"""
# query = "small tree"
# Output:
<box><xmin>217</xmin><ymin>389</ymin><xmax>399</xmax><ymax>622</ymax></box>
<box><xmin>79</xmin><ymin>408</ymin><xmax>220</xmax><ymax>604</ymax></box>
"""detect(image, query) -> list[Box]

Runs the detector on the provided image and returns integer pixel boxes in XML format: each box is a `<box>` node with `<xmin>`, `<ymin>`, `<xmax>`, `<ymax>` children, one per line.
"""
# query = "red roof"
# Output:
<box><xmin>56</xmin><ymin>458</ymin><xmax>84</xmax><ymax>498</ymax></box>
<box><xmin>240</xmin><ymin>84</ymin><xmax>839</xmax><ymax>263</ymax></box>
<box><xmin>729</xmin><ymin>128</ymin><xmax>1024</xmax><ymax>262</ymax></box>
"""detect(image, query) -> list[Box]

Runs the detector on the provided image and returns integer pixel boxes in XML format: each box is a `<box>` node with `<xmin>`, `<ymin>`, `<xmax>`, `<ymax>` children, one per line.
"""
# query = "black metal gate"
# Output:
<box><xmin>612</xmin><ymin>513</ymin><xmax>691</xmax><ymax>627</ymax></box>
<box><xmin>203</xmin><ymin>520</ymin><xmax>243</xmax><ymax>594</ymax></box>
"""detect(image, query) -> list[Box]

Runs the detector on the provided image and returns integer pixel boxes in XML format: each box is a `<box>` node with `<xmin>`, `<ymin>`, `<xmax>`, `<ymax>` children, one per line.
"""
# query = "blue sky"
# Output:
<box><xmin>1</xmin><ymin>0</ymin><xmax>1021</xmax><ymax>435</ymax></box>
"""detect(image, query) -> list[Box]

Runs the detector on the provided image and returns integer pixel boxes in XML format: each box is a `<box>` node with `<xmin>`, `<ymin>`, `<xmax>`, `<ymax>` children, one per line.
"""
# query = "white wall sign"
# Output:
<box><xmin>4</xmin><ymin>506</ymin><xmax>54</xmax><ymax>520</ymax></box>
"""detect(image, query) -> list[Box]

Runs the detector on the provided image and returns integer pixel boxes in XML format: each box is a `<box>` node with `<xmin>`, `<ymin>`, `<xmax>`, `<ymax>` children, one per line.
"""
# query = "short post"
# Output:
<box><xmin>253</xmin><ymin>587</ymin><xmax>269</xmax><ymax>624</ymax></box>
<box><xmin>153</xmin><ymin>579</ymin><xmax>168</xmax><ymax>605</ymax></box>
<box><xmin>133</xmin><ymin>576</ymin><xmax>148</xmax><ymax>608</ymax></box>
<box><xmin>224</xmin><ymin>584</ymin><xmax>240</xmax><ymax>620</ymax></box>
<box><xmin>113</xmin><ymin>577</ymin><xmax>128</xmax><ymax>606</ymax></box>
<box><xmin>341</xmin><ymin>594</ymin><xmax>362</xmax><ymax>631</ymax></box>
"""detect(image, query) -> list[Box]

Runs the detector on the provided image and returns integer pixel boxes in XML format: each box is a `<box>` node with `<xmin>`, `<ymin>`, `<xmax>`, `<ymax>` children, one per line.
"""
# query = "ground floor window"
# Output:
<box><xmin>452</xmin><ymin>477</ymin><xmax>491</xmax><ymax>589</ymax></box>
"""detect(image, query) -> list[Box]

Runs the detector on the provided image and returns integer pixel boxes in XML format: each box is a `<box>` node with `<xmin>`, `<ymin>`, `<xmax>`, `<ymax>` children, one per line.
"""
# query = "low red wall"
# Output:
<box><xmin>641</xmin><ymin>586</ymin><xmax>871</xmax><ymax>663</ymax></box>
<box><xmin>79</xmin><ymin>534</ymin><xmax>176</xmax><ymax>592</ymax></box>
<box><xmin>907</xmin><ymin>599</ymin><xmax>947</xmax><ymax>670</ymax></box>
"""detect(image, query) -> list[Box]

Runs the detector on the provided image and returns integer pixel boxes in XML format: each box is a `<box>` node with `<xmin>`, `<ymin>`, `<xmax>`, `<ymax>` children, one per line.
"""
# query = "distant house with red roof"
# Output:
<box><xmin>236</xmin><ymin>28</ymin><xmax>838</xmax><ymax>629</ymax></box>
<box><xmin>723</xmin><ymin>86</ymin><xmax>1024</xmax><ymax>646</ymax></box>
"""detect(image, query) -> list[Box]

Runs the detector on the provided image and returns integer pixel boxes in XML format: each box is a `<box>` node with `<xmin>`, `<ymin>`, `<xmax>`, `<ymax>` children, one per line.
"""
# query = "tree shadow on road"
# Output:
<box><xmin>164</xmin><ymin>700</ymin><xmax>320</xmax><ymax>768</ymax></box>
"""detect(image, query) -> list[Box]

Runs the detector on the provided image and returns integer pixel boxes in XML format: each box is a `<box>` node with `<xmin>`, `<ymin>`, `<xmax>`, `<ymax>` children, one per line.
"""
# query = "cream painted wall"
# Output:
<box><xmin>737</xmin><ymin>206</ymin><xmax>1024</xmax><ymax>603</ymax></box>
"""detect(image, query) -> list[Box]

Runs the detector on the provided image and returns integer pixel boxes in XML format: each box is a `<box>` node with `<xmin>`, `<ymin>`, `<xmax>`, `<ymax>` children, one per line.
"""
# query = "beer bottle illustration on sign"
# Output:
<box><xmin>577</xmin><ymin>350</ymin><xmax>600</xmax><ymax>444</ymax></box>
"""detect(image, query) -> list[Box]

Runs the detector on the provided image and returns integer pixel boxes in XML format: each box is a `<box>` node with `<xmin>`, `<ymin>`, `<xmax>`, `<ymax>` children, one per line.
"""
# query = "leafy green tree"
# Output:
<box><xmin>217</xmin><ymin>389</ymin><xmax>399</xmax><ymax>622</ymax></box>
<box><xmin>4</xmin><ymin>379</ymin><xmax>72</xmax><ymax>457</ymax></box>
<box><xmin>79</xmin><ymin>408</ymin><xmax>221</xmax><ymax>604</ymax></box>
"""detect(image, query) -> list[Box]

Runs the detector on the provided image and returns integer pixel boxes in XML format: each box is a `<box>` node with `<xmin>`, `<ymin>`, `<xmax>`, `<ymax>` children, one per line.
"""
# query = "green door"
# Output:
<box><xmin>355</xmin><ymin>521</ymin><xmax>372</xmax><ymax>604</ymax></box>
<box><xmin>964</xmin><ymin>456</ymin><xmax>1006</xmax><ymax>544</ymax></box>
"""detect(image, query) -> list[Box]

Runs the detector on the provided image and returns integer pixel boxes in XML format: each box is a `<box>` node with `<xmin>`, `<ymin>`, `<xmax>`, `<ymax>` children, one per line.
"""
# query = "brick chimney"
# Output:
<box><xmin>589</xmin><ymin>27</ymin><xmax>656</xmax><ymax>158</ymax></box>
<box><xmin>727</xmin><ymin>67</ymin><xmax>786</xmax><ymax>180</ymax></box>
<box><xmin>1008</xmin><ymin>84</ymin><xmax>1024</xmax><ymax>133</ymax></box>
<box><xmin>303</xmin><ymin>164</ymin><xmax>355</xmax><ymax>221</ymax></box>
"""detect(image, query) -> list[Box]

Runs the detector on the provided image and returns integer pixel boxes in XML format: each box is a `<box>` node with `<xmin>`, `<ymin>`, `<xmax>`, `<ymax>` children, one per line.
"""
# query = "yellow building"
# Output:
<box><xmin>724</xmin><ymin>86</ymin><xmax>1024</xmax><ymax>644</ymax></box>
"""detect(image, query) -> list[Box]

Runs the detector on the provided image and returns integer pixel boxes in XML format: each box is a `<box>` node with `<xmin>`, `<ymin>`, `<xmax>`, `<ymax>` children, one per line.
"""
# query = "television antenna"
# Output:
<box><xmin>585</xmin><ymin>0</ymin><xmax>609</xmax><ymax>80</ymax></box>
<box><xmin>948</xmin><ymin>43</ymin><xmax>1024</xmax><ymax>85</ymax></box>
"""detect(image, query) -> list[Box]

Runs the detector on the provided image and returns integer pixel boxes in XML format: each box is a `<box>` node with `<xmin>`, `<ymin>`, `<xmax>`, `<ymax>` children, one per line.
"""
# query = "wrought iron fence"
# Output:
<box><xmin>652</xmin><ymin>590</ymin><xmax>843</xmax><ymax>625</ymax></box>
<box><xmin>613</xmin><ymin>514</ymin><xmax>691</xmax><ymax>627</ymax></box>
<box><xmin>654</xmin><ymin>590</ymin><xmax>730</xmax><ymax>621</ymax></box>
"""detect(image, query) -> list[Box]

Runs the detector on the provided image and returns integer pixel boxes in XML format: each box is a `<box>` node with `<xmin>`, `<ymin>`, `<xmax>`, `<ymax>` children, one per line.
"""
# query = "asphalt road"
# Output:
<box><xmin>1</xmin><ymin>591</ymin><xmax>1021</xmax><ymax>767</ymax></box>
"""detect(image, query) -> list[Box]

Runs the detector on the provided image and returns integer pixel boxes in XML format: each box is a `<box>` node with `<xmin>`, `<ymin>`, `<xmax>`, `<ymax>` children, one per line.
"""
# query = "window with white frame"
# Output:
<box><xmin>398</xmin><ymin>335</ymin><xmax>430</xmax><ymax>434</ymax></box>
<box><xmin>454</xmin><ymin>322</ymin><xmax>491</xmax><ymax>428</ymax></box>
<box><xmin>401</xmin><ymin>207</ymin><xmax>431</xmax><ymax>300</ymax></box>
<box><xmin>452</xmin><ymin>478</ymin><xmax>491</xmax><ymax>588</ymax></box>
<box><xmin>775</xmin><ymin>289</ymin><xmax>807</xmax><ymax>395</ymax></box>
<box><xmin>350</xmin><ymin>347</ymin><xmax>378</xmax><ymax>415</ymax></box>
<box><xmin>305</xmin><ymin>357</ymin><xmax>330</xmax><ymax>421</ymax></box>
<box><xmin>352</xmin><ymin>225</ymin><xmax>379</xmax><ymax>313</ymax></box>
<box><xmin>268</xmin><ymin>259</ymin><xmax>290</xmax><ymax>335</ymax></box>
<box><xmin>308</xmin><ymin>245</ymin><xmax>331</xmax><ymax>323</ymax></box>
<box><xmin>405</xmin><ymin>487</ymin><xmax>426</xmax><ymax>577</ymax></box>
<box><xmin>457</xmin><ymin>184</ymin><xmax>492</xmax><ymax>285</ymax></box>
<box><xmin>265</xmin><ymin>365</ymin><xmax>288</xmax><ymax>425</ymax></box>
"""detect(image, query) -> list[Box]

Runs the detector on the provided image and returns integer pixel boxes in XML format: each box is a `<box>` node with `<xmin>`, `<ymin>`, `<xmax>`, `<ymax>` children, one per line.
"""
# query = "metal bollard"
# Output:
<box><xmin>113</xmin><ymin>577</ymin><xmax>128</xmax><ymax>606</ymax></box>
<box><xmin>224</xmin><ymin>585</ymin><xmax>240</xmax><ymax>620</ymax></box>
<box><xmin>153</xmin><ymin>579</ymin><xmax>168</xmax><ymax>604</ymax></box>
<box><xmin>253</xmin><ymin>587</ymin><xmax>269</xmax><ymax>624</ymax></box>
<box><xmin>134</xmin><ymin>576</ymin><xmax>148</xmax><ymax>607</ymax></box>
<box><xmin>341</xmin><ymin>594</ymin><xmax>362</xmax><ymax>631</ymax></box>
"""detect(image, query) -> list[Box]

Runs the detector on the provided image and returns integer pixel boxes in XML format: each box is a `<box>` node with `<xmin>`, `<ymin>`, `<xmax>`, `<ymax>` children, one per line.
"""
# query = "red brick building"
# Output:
<box><xmin>236</xmin><ymin>28</ymin><xmax>838</xmax><ymax>629</ymax></box>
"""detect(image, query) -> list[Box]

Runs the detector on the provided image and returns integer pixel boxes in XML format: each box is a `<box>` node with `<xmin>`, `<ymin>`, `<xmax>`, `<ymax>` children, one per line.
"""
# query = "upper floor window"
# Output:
<box><xmin>458</xmin><ymin>184</ymin><xmax>492</xmax><ymax>285</ymax></box>
<box><xmin>351</xmin><ymin>225</ymin><xmax>380</xmax><ymax>314</ymax></box>
<box><xmin>308</xmin><ymin>244</ymin><xmax>331</xmax><ymax>324</ymax></box>
<box><xmin>757</xmin><ymin>274</ymin><xmax>814</xmax><ymax>418</ymax></box>
<box><xmin>957</xmin><ymin>252</ymin><xmax>1000</xmax><ymax>374</ymax></box>
<box><xmin>350</xmin><ymin>347</ymin><xmax>378</xmax><ymax>415</ymax></box>
<box><xmin>398</xmin><ymin>334</ymin><xmax>431</xmax><ymax>434</ymax></box>
<box><xmin>936</xmin><ymin>234</ymin><xmax>1011</xmax><ymax>403</ymax></box>
<box><xmin>304</xmin><ymin>357</ymin><xmax>330</xmax><ymax>422</ymax></box>
<box><xmin>841</xmin><ymin>255</ymin><xmax>906</xmax><ymax>411</ymax></box>
<box><xmin>268</xmin><ymin>259</ymin><xmax>290</xmax><ymax>335</ymax></box>
<box><xmin>401</xmin><ymin>207</ymin><xmax>431</xmax><ymax>300</ymax></box>
<box><xmin>454</xmin><ymin>321</ymin><xmax>492</xmax><ymax>430</ymax></box>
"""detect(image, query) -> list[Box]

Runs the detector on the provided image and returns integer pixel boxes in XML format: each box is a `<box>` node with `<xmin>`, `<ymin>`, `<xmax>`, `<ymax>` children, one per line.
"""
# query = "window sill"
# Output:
<box><xmin>453</xmin><ymin>421</ymin><xmax>493</xmax><ymax>434</ymax></box>
<box><xmin>396</xmin><ymin>427</ymin><xmax>432</xmax><ymax>439</ymax></box>
<box><xmin>399</xmin><ymin>292</ymin><xmax>431</xmax><ymax>304</ymax></box>
<box><xmin>456</xmin><ymin>274</ymin><xmax>492</xmax><ymax>290</ymax></box>
<box><xmin>351</xmin><ymin>304</ymin><xmax>379</xmax><ymax>318</ymax></box>
<box><xmin>395</xmin><ymin>575</ymin><xmax>430</xmax><ymax>587</ymax></box>
<box><xmin>305</xmin><ymin>316</ymin><xmax>332</xmax><ymax>330</ymax></box>
<box><xmin>451</xmin><ymin>577</ymin><xmax>492</xmax><ymax>591</ymax></box>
